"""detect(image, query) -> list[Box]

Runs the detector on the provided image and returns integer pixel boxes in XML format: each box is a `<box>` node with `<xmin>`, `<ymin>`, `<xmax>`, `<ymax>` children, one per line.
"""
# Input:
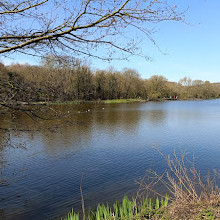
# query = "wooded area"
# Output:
<box><xmin>1</xmin><ymin>56</ymin><xmax>220</xmax><ymax>104</ymax></box>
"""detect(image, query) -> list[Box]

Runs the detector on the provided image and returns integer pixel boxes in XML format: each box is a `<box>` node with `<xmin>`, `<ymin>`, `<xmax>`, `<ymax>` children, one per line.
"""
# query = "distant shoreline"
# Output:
<box><xmin>1</xmin><ymin>97</ymin><xmax>219</xmax><ymax>107</ymax></box>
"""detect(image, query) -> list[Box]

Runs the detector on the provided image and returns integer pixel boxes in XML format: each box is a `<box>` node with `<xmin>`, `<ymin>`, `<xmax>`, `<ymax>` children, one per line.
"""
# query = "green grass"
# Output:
<box><xmin>62</xmin><ymin>195</ymin><xmax>169</xmax><ymax>220</ymax></box>
<box><xmin>64</xmin><ymin>210</ymin><xmax>79</xmax><ymax>220</ymax></box>
<box><xmin>198</xmin><ymin>207</ymin><xmax>215</xmax><ymax>220</ymax></box>
<box><xmin>29</xmin><ymin>100</ymin><xmax>85</xmax><ymax>105</ymax></box>
<box><xmin>103</xmin><ymin>98</ymin><xmax>145</xmax><ymax>104</ymax></box>
<box><xmin>60</xmin><ymin>150</ymin><xmax>220</xmax><ymax>220</ymax></box>
<box><xmin>29</xmin><ymin>99</ymin><xmax>145</xmax><ymax>106</ymax></box>
<box><xmin>47</xmin><ymin>101</ymin><xmax>83</xmax><ymax>105</ymax></box>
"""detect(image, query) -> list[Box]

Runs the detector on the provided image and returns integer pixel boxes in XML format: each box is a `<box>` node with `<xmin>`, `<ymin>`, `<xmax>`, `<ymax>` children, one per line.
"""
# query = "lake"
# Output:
<box><xmin>1</xmin><ymin>99</ymin><xmax>220</xmax><ymax>219</ymax></box>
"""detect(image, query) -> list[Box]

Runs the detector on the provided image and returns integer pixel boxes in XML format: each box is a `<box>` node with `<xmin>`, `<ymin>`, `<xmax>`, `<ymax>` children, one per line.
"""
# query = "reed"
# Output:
<box><xmin>140</xmin><ymin>150</ymin><xmax>220</xmax><ymax>219</ymax></box>
<box><xmin>62</xmin><ymin>209</ymin><xmax>79</xmax><ymax>220</ymax></box>
<box><xmin>63</xmin><ymin>194</ymin><xmax>169</xmax><ymax>220</ymax></box>
<box><xmin>62</xmin><ymin>151</ymin><xmax>220</xmax><ymax>219</ymax></box>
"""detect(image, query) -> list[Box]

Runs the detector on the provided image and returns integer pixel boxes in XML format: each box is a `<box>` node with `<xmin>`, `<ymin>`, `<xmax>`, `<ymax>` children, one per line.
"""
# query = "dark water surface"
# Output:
<box><xmin>0</xmin><ymin>99</ymin><xmax>220</xmax><ymax>219</ymax></box>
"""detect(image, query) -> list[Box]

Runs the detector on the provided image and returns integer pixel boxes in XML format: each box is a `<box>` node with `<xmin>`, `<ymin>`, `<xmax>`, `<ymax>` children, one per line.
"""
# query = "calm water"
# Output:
<box><xmin>0</xmin><ymin>99</ymin><xmax>220</xmax><ymax>219</ymax></box>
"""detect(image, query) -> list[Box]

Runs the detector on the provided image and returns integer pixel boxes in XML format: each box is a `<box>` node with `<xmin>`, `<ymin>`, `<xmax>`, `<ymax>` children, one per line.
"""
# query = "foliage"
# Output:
<box><xmin>103</xmin><ymin>99</ymin><xmax>142</xmax><ymax>104</ymax></box>
<box><xmin>198</xmin><ymin>207</ymin><xmax>215</xmax><ymax>220</ymax></box>
<box><xmin>1</xmin><ymin>60</ymin><xmax>220</xmax><ymax>107</ymax></box>
<box><xmin>146</xmin><ymin>75</ymin><xmax>168</xmax><ymax>99</ymax></box>
<box><xmin>63</xmin><ymin>195</ymin><xmax>169</xmax><ymax>220</ymax></box>
<box><xmin>62</xmin><ymin>209</ymin><xmax>79</xmax><ymax>220</ymax></box>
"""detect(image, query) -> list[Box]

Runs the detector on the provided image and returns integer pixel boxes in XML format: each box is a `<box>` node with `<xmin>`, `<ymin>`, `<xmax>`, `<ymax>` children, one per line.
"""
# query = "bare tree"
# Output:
<box><xmin>0</xmin><ymin>0</ymin><xmax>183</xmax><ymax>60</ymax></box>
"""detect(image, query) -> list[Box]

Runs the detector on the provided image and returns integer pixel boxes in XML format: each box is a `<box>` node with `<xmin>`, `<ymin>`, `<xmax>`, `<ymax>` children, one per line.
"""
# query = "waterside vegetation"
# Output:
<box><xmin>62</xmin><ymin>151</ymin><xmax>220</xmax><ymax>220</ymax></box>
<box><xmin>1</xmin><ymin>56</ymin><xmax>220</xmax><ymax>107</ymax></box>
<box><xmin>63</xmin><ymin>195</ymin><xmax>169</xmax><ymax>220</ymax></box>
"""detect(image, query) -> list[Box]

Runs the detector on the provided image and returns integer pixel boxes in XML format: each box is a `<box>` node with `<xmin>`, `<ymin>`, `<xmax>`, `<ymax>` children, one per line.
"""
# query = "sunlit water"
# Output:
<box><xmin>0</xmin><ymin>99</ymin><xmax>220</xmax><ymax>219</ymax></box>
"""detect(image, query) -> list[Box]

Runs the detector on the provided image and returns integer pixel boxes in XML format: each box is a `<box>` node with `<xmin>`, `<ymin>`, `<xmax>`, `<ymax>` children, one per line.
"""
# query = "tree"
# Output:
<box><xmin>191</xmin><ymin>79</ymin><xmax>204</xmax><ymax>98</ymax></box>
<box><xmin>178</xmin><ymin>77</ymin><xmax>192</xmax><ymax>99</ymax></box>
<box><xmin>94</xmin><ymin>70</ymin><xmax>107</xmax><ymax>100</ymax></box>
<box><xmin>0</xmin><ymin>0</ymin><xmax>182</xmax><ymax>60</ymax></box>
<box><xmin>146</xmin><ymin>75</ymin><xmax>168</xmax><ymax>99</ymax></box>
<box><xmin>179</xmin><ymin>77</ymin><xmax>192</xmax><ymax>87</ymax></box>
<box><xmin>106</xmin><ymin>72</ymin><xmax>118</xmax><ymax>100</ymax></box>
<box><xmin>201</xmin><ymin>81</ymin><xmax>214</xmax><ymax>99</ymax></box>
<box><xmin>121</xmin><ymin>68</ymin><xmax>141</xmax><ymax>98</ymax></box>
<box><xmin>0</xmin><ymin>62</ymin><xmax>9</xmax><ymax>103</ymax></box>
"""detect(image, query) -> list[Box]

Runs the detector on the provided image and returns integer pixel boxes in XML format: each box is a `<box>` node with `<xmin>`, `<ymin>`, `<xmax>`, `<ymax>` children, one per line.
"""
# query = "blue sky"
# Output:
<box><xmin>1</xmin><ymin>0</ymin><xmax>220</xmax><ymax>82</ymax></box>
<box><xmin>91</xmin><ymin>0</ymin><xmax>220</xmax><ymax>83</ymax></box>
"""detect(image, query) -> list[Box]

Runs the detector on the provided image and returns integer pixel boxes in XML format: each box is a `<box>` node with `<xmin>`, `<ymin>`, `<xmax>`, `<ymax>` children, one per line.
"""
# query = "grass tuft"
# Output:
<box><xmin>63</xmin><ymin>195</ymin><xmax>169</xmax><ymax>220</ymax></box>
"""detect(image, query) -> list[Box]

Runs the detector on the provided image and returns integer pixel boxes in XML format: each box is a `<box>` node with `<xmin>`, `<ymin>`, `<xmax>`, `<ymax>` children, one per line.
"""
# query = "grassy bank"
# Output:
<box><xmin>103</xmin><ymin>98</ymin><xmax>145</xmax><ymax>104</ymax></box>
<box><xmin>61</xmin><ymin>151</ymin><xmax>220</xmax><ymax>219</ymax></box>
<box><xmin>28</xmin><ymin>98</ymin><xmax>146</xmax><ymax>106</ymax></box>
<box><xmin>62</xmin><ymin>195</ymin><xmax>219</xmax><ymax>220</ymax></box>
<box><xmin>5</xmin><ymin>98</ymin><xmax>219</xmax><ymax>107</ymax></box>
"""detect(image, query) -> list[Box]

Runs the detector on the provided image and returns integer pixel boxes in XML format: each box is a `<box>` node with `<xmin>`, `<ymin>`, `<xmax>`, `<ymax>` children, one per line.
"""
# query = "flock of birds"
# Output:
<box><xmin>67</xmin><ymin>107</ymin><xmax>105</xmax><ymax>115</ymax></box>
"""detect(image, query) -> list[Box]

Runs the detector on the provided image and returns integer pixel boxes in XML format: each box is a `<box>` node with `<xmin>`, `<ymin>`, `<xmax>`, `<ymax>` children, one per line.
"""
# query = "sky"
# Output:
<box><xmin>1</xmin><ymin>0</ymin><xmax>220</xmax><ymax>83</ymax></box>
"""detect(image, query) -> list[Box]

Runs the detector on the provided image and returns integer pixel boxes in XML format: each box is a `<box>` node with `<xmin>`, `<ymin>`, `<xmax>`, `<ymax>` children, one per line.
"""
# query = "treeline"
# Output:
<box><xmin>0</xmin><ymin>55</ymin><xmax>220</xmax><ymax>103</ymax></box>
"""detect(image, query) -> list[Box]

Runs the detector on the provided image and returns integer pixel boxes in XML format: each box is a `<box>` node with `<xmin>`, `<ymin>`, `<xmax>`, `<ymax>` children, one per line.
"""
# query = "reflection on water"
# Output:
<box><xmin>0</xmin><ymin>100</ymin><xmax>220</xmax><ymax>219</ymax></box>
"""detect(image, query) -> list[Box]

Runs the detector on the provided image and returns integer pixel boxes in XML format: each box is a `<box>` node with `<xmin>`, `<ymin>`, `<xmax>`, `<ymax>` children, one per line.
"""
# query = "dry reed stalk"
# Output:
<box><xmin>139</xmin><ymin>149</ymin><xmax>220</xmax><ymax>219</ymax></box>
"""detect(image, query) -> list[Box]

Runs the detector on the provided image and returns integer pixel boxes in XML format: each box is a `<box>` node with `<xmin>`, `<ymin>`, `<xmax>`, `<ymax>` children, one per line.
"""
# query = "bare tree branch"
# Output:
<box><xmin>0</xmin><ymin>0</ymin><xmax>48</xmax><ymax>15</ymax></box>
<box><xmin>0</xmin><ymin>0</ymin><xmax>183</xmax><ymax>60</ymax></box>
